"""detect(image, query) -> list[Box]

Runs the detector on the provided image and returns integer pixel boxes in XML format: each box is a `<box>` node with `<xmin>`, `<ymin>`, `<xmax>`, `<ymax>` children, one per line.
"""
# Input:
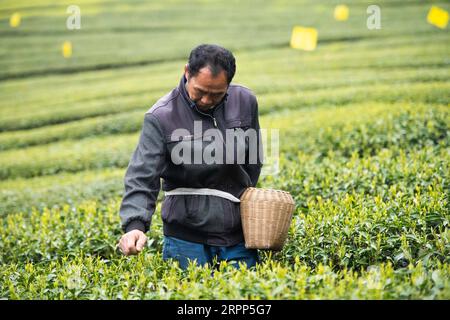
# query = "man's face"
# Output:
<box><xmin>184</xmin><ymin>65</ymin><xmax>228</xmax><ymax>112</ymax></box>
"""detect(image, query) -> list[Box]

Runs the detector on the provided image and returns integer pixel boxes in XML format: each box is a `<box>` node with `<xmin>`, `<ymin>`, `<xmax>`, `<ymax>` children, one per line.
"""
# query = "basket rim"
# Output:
<box><xmin>242</xmin><ymin>187</ymin><xmax>292</xmax><ymax>194</ymax></box>
<box><xmin>240</xmin><ymin>200</ymin><xmax>295</xmax><ymax>206</ymax></box>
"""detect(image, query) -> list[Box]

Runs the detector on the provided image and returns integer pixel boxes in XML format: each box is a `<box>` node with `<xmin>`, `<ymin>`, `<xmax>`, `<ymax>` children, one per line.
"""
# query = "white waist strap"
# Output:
<box><xmin>164</xmin><ymin>187</ymin><xmax>241</xmax><ymax>203</ymax></box>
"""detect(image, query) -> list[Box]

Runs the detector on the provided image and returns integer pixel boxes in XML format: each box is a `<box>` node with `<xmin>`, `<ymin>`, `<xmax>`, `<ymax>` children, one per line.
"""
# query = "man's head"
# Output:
<box><xmin>184</xmin><ymin>44</ymin><xmax>236</xmax><ymax>111</ymax></box>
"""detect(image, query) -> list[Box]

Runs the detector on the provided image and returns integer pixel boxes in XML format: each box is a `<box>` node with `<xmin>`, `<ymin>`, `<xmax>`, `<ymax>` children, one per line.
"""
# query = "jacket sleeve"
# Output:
<box><xmin>119</xmin><ymin>112</ymin><xmax>165</xmax><ymax>233</ymax></box>
<box><xmin>244</xmin><ymin>96</ymin><xmax>264</xmax><ymax>187</ymax></box>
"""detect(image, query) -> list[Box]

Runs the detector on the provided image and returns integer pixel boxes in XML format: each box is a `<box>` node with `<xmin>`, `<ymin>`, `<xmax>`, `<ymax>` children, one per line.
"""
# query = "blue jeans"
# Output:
<box><xmin>162</xmin><ymin>235</ymin><xmax>259</xmax><ymax>270</ymax></box>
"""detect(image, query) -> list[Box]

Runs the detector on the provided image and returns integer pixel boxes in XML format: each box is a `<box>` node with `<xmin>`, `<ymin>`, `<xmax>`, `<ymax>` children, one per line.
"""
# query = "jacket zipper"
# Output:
<box><xmin>193</xmin><ymin>102</ymin><xmax>253</xmax><ymax>187</ymax></box>
<box><xmin>194</xmin><ymin>105</ymin><xmax>220</xmax><ymax>129</ymax></box>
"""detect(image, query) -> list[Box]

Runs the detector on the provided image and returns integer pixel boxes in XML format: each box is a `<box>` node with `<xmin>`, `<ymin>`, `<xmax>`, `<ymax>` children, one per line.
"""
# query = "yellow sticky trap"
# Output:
<box><xmin>290</xmin><ymin>26</ymin><xmax>318</xmax><ymax>51</ymax></box>
<box><xmin>427</xmin><ymin>6</ymin><xmax>449</xmax><ymax>29</ymax></box>
<box><xmin>62</xmin><ymin>41</ymin><xmax>72</xmax><ymax>58</ymax></box>
<box><xmin>10</xmin><ymin>12</ymin><xmax>21</xmax><ymax>28</ymax></box>
<box><xmin>334</xmin><ymin>5</ymin><xmax>349</xmax><ymax>21</ymax></box>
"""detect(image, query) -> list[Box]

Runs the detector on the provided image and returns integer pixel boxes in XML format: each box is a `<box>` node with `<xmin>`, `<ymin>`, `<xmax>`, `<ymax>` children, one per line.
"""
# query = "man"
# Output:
<box><xmin>117</xmin><ymin>44</ymin><xmax>263</xmax><ymax>270</ymax></box>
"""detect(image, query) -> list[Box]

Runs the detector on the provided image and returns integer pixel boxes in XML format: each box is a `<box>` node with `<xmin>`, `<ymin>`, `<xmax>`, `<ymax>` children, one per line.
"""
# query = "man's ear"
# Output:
<box><xmin>184</xmin><ymin>64</ymin><xmax>189</xmax><ymax>80</ymax></box>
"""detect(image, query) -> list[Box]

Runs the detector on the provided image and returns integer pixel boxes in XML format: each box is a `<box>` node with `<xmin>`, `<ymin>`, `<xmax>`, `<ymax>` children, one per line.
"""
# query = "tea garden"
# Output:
<box><xmin>0</xmin><ymin>0</ymin><xmax>448</xmax><ymax>299</ymax></box>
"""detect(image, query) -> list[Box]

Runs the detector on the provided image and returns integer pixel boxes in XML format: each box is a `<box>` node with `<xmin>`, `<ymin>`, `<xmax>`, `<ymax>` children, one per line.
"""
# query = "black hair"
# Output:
<box><xmin>187</xmin><ymin>44</ymin><xmax>236</xmax><ymax>84</ymax></box>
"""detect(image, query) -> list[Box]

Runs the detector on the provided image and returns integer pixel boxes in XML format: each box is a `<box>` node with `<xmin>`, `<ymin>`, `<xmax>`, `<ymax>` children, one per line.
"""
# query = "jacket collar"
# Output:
<box><xmin>178</xmin><ymin>75</ymin><xmax>196</xmax><ymax>109</ymax></box>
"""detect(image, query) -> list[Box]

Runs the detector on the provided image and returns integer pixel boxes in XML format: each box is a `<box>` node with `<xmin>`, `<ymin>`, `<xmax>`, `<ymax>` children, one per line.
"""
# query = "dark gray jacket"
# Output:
<box><xmin>119</xmin><ymin>75</ymin><xmax>263</xmax><ymax>246</ymax></box>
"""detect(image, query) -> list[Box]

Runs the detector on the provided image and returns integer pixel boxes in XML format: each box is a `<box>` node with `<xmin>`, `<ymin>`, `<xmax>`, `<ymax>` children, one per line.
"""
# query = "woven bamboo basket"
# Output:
<box><xmin>239</xmin><ymin>187</ymin><xmax>295</xmax><ymax>251</ymax></box>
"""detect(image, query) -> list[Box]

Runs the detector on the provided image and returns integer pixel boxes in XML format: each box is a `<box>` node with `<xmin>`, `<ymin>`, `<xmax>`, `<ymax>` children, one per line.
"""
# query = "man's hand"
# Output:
<box><xmin>118</xmin><ymin>230</ymin><xmax>147</xmax><ymax>256</ymax></box>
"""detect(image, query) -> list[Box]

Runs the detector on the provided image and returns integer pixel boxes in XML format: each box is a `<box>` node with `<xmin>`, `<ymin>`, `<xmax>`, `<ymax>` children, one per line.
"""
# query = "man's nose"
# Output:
<box><xmin>201</xmin><ymin>95</ymin><xmax>213</xmax><ymax>106</ymax></box>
